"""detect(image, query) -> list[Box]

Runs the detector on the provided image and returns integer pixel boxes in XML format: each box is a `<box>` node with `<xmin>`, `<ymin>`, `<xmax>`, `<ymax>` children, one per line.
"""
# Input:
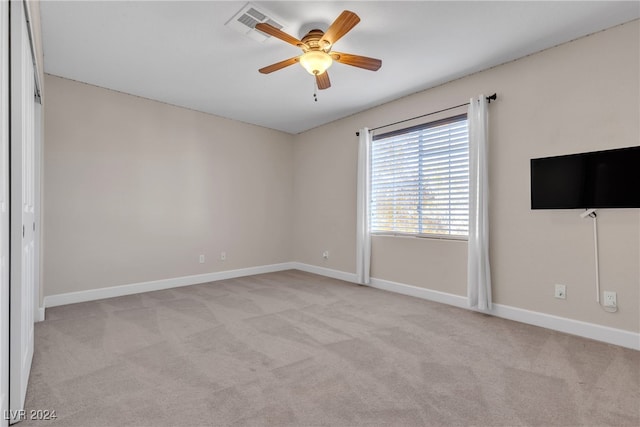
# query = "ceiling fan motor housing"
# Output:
<box><xmin>301</xmin><ymin>29</ymin><xmax>328</xmax><ymax>52</ymax></box>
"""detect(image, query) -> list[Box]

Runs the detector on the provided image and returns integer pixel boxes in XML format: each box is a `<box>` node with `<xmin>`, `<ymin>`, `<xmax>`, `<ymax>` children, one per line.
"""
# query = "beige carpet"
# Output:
<box><xmin>23</xmin><ymin>270</ymin><xmax>639</xmax><ymax>426</ymax></box>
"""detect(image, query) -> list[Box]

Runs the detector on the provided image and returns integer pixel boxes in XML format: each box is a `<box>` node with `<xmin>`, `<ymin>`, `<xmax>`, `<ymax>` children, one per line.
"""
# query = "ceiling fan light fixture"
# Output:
<box><xmin>299</xmin><ymin>51</ymin><xmax>333</xmax><ymax>75</ymax></box>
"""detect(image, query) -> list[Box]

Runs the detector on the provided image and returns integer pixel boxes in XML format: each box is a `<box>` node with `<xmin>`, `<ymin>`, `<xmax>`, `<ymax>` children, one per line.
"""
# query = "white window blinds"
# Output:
<box><xmin>370</xmin><ymin>114</ymin><xmax>469</xmax><ymax>238</ymax></box>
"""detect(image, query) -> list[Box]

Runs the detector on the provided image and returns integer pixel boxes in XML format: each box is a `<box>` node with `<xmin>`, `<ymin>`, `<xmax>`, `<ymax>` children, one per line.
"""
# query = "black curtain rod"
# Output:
<box><xmin>356</xmin><ymin>93</ymin><xmax>497</xmax><ymax>136</ymax></box>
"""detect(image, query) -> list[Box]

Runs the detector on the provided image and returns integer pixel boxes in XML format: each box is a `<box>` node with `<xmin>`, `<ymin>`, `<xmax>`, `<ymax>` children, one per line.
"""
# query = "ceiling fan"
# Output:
<box><xmin>255</xmin><ymin>10</ymin><xmax>382</xmax><ymax>90</ymax></box>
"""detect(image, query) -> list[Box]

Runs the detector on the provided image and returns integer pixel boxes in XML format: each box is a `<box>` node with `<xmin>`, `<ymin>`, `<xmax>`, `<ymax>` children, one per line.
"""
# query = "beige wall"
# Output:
<box><xmin>292</xmin><ymin>21</ymin><xmax>639</xmax><ymax>332</ymax></box>
<box><xmin>44</xmin><ymin>75</ymin><xmax>294</xmax><ymax>295</ymax></box>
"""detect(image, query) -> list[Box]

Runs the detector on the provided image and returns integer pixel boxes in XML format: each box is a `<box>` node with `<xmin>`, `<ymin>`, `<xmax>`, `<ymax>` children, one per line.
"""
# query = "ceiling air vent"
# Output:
<box><xmin>226</xmin><ymin>3</ymin><xmax>287</xmax><ymax>43</ymax></box>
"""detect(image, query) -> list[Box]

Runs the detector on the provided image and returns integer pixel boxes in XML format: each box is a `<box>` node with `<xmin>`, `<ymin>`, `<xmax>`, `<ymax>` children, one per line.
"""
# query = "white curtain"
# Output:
<box><xmin>356</xmin><ymin>128</ymin><xmax>371</xmax><ymax>284</ymax></box>
<box><xmin>467</xmin><ymin>96</ymin><xmax>492</xmax><ymax>310</ymax></box>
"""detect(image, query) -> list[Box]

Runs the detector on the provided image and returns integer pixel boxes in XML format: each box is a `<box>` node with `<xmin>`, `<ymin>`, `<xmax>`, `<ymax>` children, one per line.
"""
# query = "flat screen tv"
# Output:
<box><xmin>530</xmin><ymin>146</ymin><xmax>640</xmax><ymax>209</ymax></box>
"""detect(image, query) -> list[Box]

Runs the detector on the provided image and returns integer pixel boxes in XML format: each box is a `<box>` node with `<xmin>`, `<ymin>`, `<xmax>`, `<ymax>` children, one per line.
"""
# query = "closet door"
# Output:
<box><xmin>9</xmin><ymin>1</ymin><xmax>36</xmax><ymax>422</ymax></box>
<box><xmin>0</xmin><ymin>1</ymin><xmax>10</xmax><ymax>425</ymax></box>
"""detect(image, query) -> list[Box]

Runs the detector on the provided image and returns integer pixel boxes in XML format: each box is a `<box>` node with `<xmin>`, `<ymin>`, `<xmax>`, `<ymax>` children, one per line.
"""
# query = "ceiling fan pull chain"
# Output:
<box><xmin>313</xmin><ymin>78</ymin><xmax>318</xmax><ymax>102</ymax></box>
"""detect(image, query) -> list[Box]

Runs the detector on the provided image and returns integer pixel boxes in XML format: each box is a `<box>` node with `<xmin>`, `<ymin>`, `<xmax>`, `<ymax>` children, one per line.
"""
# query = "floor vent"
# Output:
<box><xmin>226</xmin><ymin>3</ymin><xmax>287</xmax><ymax>43</ymax></box>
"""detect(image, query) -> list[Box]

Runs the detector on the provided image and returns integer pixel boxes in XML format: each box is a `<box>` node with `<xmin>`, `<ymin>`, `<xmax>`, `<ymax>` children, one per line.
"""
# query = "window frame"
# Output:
<box><xmin>370</xmin><ymin>113</ymin><xmax>469</xmax><ymax>241</ymax></box>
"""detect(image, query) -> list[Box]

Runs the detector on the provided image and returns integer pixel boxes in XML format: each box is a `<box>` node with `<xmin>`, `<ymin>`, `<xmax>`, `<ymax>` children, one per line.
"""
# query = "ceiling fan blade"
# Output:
<box><xmin>259</xmin><ymin>57</ymin><xmax>300</xmax><ymax>74</ymax></box>
<box><xmin>320</xmin><ymin>10</ymin><xmax>360</xmax><ymax>48</ymax></box>
<box><xmin>316</xmin><ymin>71</ymin><xmax>331</xmax><ymax>90</ymax></box>
<box><xmin>330</xmin><ymin>52</ymin><xmax>382</xmax><ymax>71</ymax></box>
<box><xmin>255</xmin><ymin>23</ymin><xmax>308</xmax><ymax>49</ymax></box>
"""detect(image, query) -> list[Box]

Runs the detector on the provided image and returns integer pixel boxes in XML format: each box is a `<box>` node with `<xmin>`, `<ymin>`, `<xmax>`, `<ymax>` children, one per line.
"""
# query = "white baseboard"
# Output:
<box><xmin>290</xmin><ymin>262</ymin><xmax>359</xmax><ymax>283</ymax></box>
<box><xmin>488</xmin><ymin>303</ymin><xmax>640</xmax><ymax>351</ymax></box>
<box><xmin>35</xmin><ymin>305</ymin><xmax>45</xmax><ymax>322</ymax></box>
<box><xmin>44</xmin><ymin>262</ymin><xmax>295</xmax><ymax>308</ymax></box>
<box><xmin>368</xmin><ymin>276</ymin><xmax>640</xmax><ymax>351</ymax></box>
<box><xmin>369</xmin><ymin>276</ymin><xmax>469</xmax><ymax>308</ymax></box>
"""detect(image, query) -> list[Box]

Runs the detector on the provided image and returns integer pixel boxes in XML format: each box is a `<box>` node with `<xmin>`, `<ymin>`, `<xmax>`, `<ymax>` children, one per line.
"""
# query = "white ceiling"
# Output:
<box><xmin>40</xmin><ymin>1</ymin><xmax>639</xmax><ymax>134</ymax></box>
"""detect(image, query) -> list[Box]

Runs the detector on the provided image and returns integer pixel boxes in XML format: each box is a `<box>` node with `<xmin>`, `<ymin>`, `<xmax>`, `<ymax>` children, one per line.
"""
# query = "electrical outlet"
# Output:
<box><xmin>603</xmin><ymin>291</ymin><xmax>617</xmax><ymax>308</ymax></box>
<box><xmin>322</xmin><ymin>250</ymin><xmax>329</xmax><ymax>259</ymax></box>
<box><xmin>554</xmin><ymin>284</ymin><xmax>566</xmax><ymax>299</ymax></box>
<box><xmin>199</xmin><ymin>254</ymin><xmax>205</xmax><ymax>264</ymax></box>
<box><xmin>220</xmin><ymin>251</ymin><xmax>226</xmax><ymax>261</ymax></box>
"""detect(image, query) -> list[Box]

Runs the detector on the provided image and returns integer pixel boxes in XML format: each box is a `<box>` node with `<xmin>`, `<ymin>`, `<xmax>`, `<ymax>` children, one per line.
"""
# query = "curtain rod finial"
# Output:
<box><xmin>487</xmin><ymin>93</ymin><xmax>497</xmax><ymax>103</ymax></box>
<box><xmin>356</xmin><ymin>131</ymin><xmax>360</xmax><ymax>136</ymax></box>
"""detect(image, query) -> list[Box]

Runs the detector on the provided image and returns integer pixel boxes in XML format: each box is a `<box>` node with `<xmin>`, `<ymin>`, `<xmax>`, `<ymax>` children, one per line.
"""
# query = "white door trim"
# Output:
<box><xmin>33</xmin><ymin>101</ymin><xmax>42</xmax><ymax>322</ymax></box>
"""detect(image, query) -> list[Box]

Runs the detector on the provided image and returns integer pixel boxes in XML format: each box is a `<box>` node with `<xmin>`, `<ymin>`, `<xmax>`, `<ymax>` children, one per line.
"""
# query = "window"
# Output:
<box><xmin>370</xmin><ymin>114</ymin><xmax>469</xmax><ymax>238</ymax></box>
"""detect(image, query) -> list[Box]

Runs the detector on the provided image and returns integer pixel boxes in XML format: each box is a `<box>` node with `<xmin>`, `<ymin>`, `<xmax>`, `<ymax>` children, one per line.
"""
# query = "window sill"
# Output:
<box><xmin>371</xmin><ymin>232</ymin><xmax>468</xmax><ymax>242</ymax></box>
